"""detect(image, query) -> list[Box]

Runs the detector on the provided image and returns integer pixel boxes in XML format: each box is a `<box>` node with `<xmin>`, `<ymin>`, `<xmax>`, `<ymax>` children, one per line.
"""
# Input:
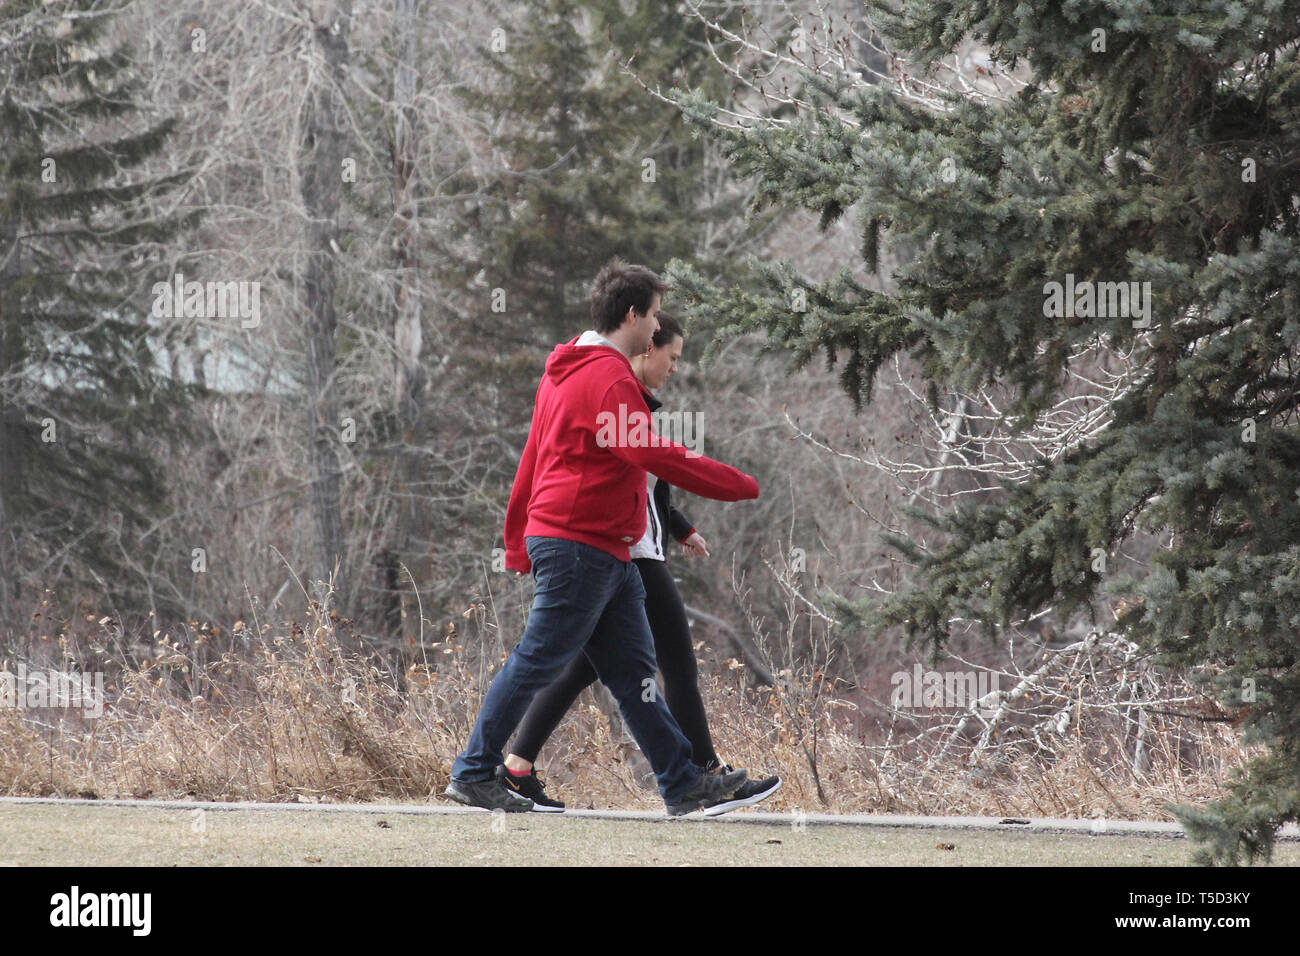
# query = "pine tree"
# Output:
<box><xmin>446</xmin><ymin>0</ymin><xmax>757</xmax><ymax>346</ymax></box>
<box><xmin>401</xmin><ymin>0</ymin><xmax>770</xmax><ymax>621</ymax></box>
<box><xmin>0</xmin><ymin>0</ymin><xmax>196</xmax><ymax>625</ymax></box>
<box><xmin>666</xmin><ymin>2</ymin><xmax>1300</xmax><ymax>863</ymax></box>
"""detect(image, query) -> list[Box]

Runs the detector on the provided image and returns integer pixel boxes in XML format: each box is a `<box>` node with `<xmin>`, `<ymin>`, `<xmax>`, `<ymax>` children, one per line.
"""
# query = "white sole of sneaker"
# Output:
<box><xmin>528</xmin><ymin>803</ymin><xmax>566</xmax><ymax>813</ymax></box>
<box><xmin>700</xmin><ymin>777</ymin><xmax>782</xmax><ymax>817</ymax></box>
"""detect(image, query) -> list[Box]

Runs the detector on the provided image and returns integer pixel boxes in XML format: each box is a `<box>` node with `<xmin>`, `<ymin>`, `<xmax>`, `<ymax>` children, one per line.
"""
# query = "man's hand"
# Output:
<box><xmin>681</xmin><ymin>532</ymin><xmax>709</xmax><ymax>557</ymax></box>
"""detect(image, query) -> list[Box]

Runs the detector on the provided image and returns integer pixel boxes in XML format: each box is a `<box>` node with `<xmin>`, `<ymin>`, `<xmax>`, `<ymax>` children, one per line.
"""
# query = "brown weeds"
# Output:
<box><xmin>0</xmin><ymin>592</ymin><xmax>1252</xmax><ymax>820</ymax></box>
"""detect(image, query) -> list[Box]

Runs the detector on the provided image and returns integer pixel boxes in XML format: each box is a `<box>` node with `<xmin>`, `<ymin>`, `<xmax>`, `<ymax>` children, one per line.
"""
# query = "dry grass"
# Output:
<box><xmin>681</xmin><ymin>671</ymin><xmax>1253</xmax><ymax>823</ymax></box>
<box><xmin>0</xmin><ymin>593</ymin><xmax>1254</xmax><ymax>822</ymax></box>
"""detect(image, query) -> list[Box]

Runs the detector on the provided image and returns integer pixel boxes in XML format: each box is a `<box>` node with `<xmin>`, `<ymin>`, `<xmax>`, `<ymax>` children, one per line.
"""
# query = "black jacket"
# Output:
<box><xmin>643</xmin><ymin>389</ymin><xmax>695</xmax><ymax>550</ymax></box>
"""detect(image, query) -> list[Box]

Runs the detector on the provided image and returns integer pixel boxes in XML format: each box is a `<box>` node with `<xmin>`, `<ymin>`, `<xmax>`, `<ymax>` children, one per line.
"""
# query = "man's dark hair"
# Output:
<box><xmin>590</xmin><ymin>257</ymin><xmax>669</xmax><ymax>335</ymax></box>
<box><xmin>652</xmin><ymin>311</ymin><xmax>683</xmax><ymax>349</ymax></box>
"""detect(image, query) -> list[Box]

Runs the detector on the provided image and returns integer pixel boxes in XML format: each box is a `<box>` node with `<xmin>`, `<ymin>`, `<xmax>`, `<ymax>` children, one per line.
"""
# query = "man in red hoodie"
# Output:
<box><xmin>446</xmin><ymin>259</ymin><xmax>760</xmax><ymax>815</ymax></box>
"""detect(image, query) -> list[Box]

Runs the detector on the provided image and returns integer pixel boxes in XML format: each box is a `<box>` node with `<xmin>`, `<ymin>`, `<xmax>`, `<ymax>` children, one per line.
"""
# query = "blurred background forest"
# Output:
<box><xmin>3</xmin><ymin>0</ymin><xmax>931</xmax><ymax>696</ymax></box>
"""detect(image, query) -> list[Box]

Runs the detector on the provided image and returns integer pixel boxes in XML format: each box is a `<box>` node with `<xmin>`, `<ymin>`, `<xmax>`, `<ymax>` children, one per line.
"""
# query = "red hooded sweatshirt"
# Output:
<box><xmin>503</xmin><ymin>336</ymin><xmax>759</xmax><ymax>573</ymax></box>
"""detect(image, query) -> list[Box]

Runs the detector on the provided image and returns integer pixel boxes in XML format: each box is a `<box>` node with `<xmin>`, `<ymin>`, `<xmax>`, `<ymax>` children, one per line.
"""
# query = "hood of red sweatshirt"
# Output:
<box><xmin>543</xmin><ymin>336</ymin><xmax>633</xmax><ymax>385</ymax></box>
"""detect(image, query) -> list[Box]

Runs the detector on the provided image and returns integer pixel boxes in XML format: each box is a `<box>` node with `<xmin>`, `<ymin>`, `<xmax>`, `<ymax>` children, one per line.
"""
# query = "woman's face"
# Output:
<box><xmin>640</xmin><ymin>334</ymin><xmax>684</xmax><ymax>390</ymax></box>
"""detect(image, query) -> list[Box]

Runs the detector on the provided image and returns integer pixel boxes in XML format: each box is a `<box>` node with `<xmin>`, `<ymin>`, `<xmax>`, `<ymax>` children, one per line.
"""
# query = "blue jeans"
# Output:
<box><xmin>451</xmin><ymin>535</ymin><xmax>701</xmax><ymax>803</ymax></box>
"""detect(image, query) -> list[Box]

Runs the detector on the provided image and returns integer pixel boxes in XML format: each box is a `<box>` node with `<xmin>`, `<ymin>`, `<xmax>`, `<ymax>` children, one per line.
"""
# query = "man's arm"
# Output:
<box><xmin>599</xmin><ymin>379</ymin><xmax>759</xmax><ymax>502</ymax></box>
<box><xmin>503</xmin><ymin>420</ymin><xmax>540</xmax><ymax>573</ymax></box>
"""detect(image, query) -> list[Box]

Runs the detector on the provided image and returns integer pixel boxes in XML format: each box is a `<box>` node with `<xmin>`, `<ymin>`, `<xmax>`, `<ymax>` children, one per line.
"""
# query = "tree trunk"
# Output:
<box><xmin>299</xmin><ymin>0</ymin><xmax>353</xmax><ymax>614</ymax></box>
<box><xmin>0</xmin><ymin>216</ymin><xmax>24</xmax><ymax>620</ymax></box>
<box><xmin>383</xmin><ymin>0</ymin><xmax>429</xmax><ymax>644</ymax></box>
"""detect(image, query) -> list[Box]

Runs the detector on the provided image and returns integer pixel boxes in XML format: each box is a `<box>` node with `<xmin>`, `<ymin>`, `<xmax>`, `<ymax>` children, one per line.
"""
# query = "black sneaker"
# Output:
<box><xmin>495</xmin><ymin>765</ymin><xmax>565</xmax><ymax>812</ymax></box>
<box><xmin>702</xmin><ymin>773</ymin><xmax>782</xmax><ymax>816</ymax></box>
<box><xmin>444</xmin><ymin>776</ymin><xmax>533</xmax><ymax>812</ymax></box>
<box><xmin>666</xmin><ymin>768</ymin><xmax>748</xmax><ymax>816</ymax></box>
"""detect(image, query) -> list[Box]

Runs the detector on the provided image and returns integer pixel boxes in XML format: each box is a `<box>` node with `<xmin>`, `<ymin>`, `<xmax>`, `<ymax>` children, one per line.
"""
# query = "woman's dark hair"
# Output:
<box><xmin>590</xmin><ymin>257</ymin><xmax>669</xmax><ymax>334</ymax></box>
<box><xmin>652</xmin><ymin>311</ymin><xmax>683</xmax><ymax>349</ymax></box>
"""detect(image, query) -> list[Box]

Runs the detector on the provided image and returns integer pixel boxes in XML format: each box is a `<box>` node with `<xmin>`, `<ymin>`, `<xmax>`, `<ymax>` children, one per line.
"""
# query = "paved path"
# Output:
<box><xmin>4</xmin><ymin>795</ymin><xmax>1295</xmax><ymax>840</ymax></box>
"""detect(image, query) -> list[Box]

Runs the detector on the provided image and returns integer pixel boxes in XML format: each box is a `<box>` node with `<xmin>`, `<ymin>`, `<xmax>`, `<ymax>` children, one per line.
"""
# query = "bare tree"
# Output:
<box><xmin>298</xmin><ymin>0</ymin><xmax>354</xmax><ymax>613</ymax></box>
<box><xmin>376</xmin><ymin>0</ymin><xmax>429</xmax><ymax>641</ymax></box>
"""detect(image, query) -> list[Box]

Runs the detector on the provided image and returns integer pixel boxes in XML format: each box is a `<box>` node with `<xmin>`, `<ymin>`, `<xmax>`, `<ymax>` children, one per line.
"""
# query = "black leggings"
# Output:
<box><xmin>510</xmin><ymin>557</ymin><xmax>719</xmax><ymax>769</ymax></box>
